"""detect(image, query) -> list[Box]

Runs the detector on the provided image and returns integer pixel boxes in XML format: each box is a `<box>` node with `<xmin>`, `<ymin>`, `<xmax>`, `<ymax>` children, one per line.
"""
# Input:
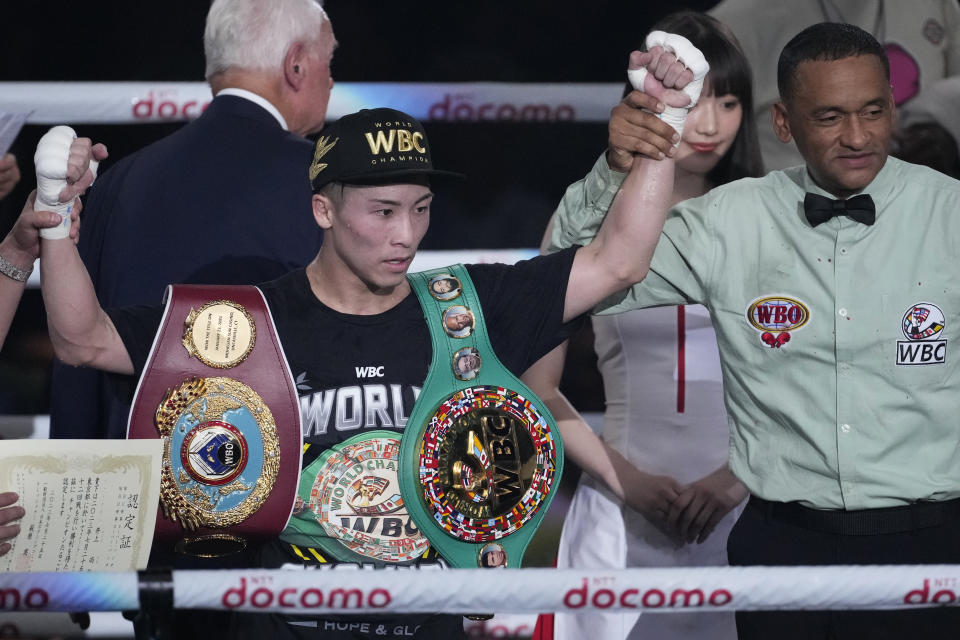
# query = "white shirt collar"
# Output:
<box><xmin>217</xmin><ymin>88</ymin><xmax>288</xmax><ymax>131</ymax></box>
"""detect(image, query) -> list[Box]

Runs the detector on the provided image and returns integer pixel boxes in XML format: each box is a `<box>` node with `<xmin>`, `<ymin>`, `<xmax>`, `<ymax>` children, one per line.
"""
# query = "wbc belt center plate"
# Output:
<box><xmin>155</xmin><ymin>376</ymin><xmax>280</xmax><ymax>531</ymax></box>
<box><xmin>418</xmin><ymin>385</ymin><xmax>558</xmax><ymax>542</ymax></box>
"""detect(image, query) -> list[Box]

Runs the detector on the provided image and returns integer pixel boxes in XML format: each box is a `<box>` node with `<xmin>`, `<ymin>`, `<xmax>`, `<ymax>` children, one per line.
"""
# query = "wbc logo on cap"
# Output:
<box><xmin>365</xmin><ymin>121</ymin><xmax>428</xmax><ymax>165</ymax></box>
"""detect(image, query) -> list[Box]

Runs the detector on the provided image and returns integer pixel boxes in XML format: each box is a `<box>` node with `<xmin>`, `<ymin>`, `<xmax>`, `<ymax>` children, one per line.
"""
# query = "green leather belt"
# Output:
<box><xmin>399</xmin><ymin>265</ymin><xmax>564</xmax><ymax>568</ymax></box>
<box><xmin>283</xmin><ymin>431</ymin><xmax>431</xmax><ymax>565</ymax></box>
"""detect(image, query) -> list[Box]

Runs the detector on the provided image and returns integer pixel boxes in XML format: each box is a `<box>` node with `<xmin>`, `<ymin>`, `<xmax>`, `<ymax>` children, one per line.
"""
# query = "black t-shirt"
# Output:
<box><xmin>107</xmin><ymin>249</ymin><xmax>579</xmax><ymax>640</ymax></box>
<box><xmin>112</xmin><ymin>248</ymin><xmax>579</xmax><ymax>453</ymax></box>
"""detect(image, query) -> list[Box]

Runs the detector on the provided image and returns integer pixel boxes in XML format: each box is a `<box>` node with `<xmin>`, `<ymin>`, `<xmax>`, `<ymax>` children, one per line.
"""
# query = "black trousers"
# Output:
<box><xmin>727</xmin><ymin>496</ymin><xmax>960</xmax><ymax>640</ymax></box>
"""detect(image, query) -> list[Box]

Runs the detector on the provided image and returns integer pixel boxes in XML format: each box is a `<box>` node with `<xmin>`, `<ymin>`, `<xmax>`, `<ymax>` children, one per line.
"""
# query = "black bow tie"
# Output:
<box><xmin>803</xmin><ymin>193</ymin><xmax>876</xmax><ymax>227</ymax></box>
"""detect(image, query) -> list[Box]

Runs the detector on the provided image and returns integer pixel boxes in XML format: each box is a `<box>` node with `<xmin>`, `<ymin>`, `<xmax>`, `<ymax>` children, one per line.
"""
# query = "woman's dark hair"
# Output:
<box><xmin>625</xmin><ymin>11</ymin><xmax>764</xmax><ymax>184</ymax></box>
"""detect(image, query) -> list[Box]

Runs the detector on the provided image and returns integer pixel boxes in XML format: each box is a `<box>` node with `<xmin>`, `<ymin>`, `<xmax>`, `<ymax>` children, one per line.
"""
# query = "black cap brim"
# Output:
<box><xmin>334</xmin><ymin>168</ymin><xmax>466</xmax><ymax>187</ymax></box>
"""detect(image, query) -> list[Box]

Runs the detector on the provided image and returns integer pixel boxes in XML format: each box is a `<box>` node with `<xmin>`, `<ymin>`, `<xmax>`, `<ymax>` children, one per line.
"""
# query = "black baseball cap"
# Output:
<box><xmin>309</xmin><ymin>107</ymin><xmax>464</xmax><ymax>192</ymax></box>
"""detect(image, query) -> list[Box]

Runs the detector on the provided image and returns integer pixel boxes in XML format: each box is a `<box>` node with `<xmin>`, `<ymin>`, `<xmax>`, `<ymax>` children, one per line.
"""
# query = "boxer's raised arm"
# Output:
<box><xmin>42</xmin><ymin>230</ymin><xmax>133</xmax><ymax>374</ymax></box>
<box><xmin>35</xmin><ymin>128</ymin><xmax>133</xmax><ymax>375</ymax></box>
<box><xmin>563</xmin><ymin>32</ymin><xmax>709</xmax><ymax>322</ymax></box>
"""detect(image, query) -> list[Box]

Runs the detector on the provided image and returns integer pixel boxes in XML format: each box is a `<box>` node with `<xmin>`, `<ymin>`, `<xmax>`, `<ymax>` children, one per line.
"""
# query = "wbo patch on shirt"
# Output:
<box><xmin>897</xmin><ymin>302</ymin><xmax>947</xmax><ymax>365</ymax></box>
<box><xmin>745</xmin><ymin>295</ymin><xmax>810</xmax><ymax>349</ymax></box>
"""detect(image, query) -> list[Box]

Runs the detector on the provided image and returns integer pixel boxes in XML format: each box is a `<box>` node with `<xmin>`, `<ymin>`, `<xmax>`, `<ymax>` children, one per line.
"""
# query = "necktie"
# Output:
<box><xmin>803</xmin><ymin>193</ymin><xmax>876</xmax><ymax>227</ymax></box>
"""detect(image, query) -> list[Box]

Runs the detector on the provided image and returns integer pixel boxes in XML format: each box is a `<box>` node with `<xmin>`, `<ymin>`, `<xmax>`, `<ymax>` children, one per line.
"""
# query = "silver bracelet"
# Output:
<box><xmin>0</xmin><ymin>252</ymin><xmax>33</xmax><ymax>283</ymax></box>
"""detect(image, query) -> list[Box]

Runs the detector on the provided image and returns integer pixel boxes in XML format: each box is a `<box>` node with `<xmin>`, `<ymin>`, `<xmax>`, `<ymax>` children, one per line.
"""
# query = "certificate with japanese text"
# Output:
<box><xmin>0</xmin><ymin>439</ymin><xmax>162</xmax><ymax>572</ymax></box>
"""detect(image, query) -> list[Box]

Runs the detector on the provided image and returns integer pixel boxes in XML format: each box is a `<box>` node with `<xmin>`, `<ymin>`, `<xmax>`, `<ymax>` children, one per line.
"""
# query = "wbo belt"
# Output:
<box><xmin>128</xmin><ymin>285</ymin><xmax>302</xmax><ymax>557</ymax></box>
<box><xmin>749</xmin><ymin>495</ymin><xmax>960</xmax><ymax>536</ymax></box>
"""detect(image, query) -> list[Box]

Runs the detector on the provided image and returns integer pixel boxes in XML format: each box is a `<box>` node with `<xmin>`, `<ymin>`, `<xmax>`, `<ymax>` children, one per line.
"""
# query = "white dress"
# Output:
<box><xmin>555</xmin><ymin>304</ymin><xmax>742</xmax><ymax>640</ymax></box>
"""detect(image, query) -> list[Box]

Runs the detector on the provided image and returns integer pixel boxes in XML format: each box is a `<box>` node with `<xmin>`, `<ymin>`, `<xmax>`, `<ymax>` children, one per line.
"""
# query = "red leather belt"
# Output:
<box><xmin>128</xmin><ymin>284</ymin><xmax>302</xmax><ymax>556</ymax></box>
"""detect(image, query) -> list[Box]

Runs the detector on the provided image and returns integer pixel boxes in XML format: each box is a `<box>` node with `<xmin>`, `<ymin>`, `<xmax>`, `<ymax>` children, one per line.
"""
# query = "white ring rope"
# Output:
<box><xmin>0</xmin><ymin>82</ymin><xmax>623</xmax><ymax>125</ymax></box>
<box><xmin>2</xmin><ymin>566</ymin><xmax>960</xmax><ymax>614</ymax></box>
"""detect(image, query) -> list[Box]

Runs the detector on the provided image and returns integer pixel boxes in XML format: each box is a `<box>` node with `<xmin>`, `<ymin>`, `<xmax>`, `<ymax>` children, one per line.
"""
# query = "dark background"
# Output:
<box><xmin>0</xmin><ymin>1</ymin><xmax>718</xmax><ymax>82</ymax></box>
<box><xmin>0</xmin><ymin>0</ymin><xmax>718</xmax><ymax>415</ymax></box>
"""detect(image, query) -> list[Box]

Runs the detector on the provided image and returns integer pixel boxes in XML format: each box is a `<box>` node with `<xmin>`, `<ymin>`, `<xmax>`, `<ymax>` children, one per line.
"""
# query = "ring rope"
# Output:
<box><xmin>0</xmin><ymin>82</ymin><xmax>621</xmax><ymax>125</ymax></box>
<box><xmin>1</xmin><ymin>566</ymin><xmax>959</xmax><ymax>613</ymax></box>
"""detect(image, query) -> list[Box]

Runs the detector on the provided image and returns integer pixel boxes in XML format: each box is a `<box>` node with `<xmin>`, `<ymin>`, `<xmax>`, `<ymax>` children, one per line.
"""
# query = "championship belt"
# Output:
<box><xmin>399</xmin><ymin>265</ymin><xmax>564</xmax><ymax>568</ymax></box>
<box><xmin>281</xmin><ymin>431</ymin><xmax>431</xmax><ymax>566</ymax></box>
<box><xmin>127</xmin><ymin>285</ymin><xmax>302</xmax><ymax>556</ymax></box>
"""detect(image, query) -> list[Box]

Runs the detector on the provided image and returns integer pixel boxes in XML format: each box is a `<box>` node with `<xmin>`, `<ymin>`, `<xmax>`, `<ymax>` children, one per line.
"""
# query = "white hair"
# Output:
<box><xmin>204</xmin><ymin>0</ymin><xmax>329</xmax><ymax>80</ymax></box>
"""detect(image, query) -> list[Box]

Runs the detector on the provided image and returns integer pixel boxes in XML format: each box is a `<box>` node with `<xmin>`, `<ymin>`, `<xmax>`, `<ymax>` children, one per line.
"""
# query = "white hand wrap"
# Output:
<box><xmin>627</xmin><ymin>31</ymin><xmax>710</xmax><ymax>141</ymax></box>
<box><xmin>35</xmin><ymin>125</ymin><xmax>99</xmax><ymax>239</ymax></box>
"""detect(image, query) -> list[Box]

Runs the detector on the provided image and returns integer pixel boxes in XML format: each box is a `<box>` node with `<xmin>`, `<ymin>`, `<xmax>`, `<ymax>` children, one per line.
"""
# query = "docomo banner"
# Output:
<box><xmin>5</xmin><ymin>566</ymin><xmax>960</xmax><ymax>613</ymax></box>
<box><xmin>0</xmin><ymin>572</ymin><xmax>137</xmax><ymax>612</ymax></box>
<box><xmin>177</xmin><ymin>566</ymin><xmax>960</xmax><ymax>613</ymax></box>
<box><xmin>0</xmin><ymin>82</ymin><xmax>622</xmax><ymax>125</ymax></box>
<box><xmin>1</xmin><ymin>83</ymin><xmax>213</xmax><ymax>125</ymax></box>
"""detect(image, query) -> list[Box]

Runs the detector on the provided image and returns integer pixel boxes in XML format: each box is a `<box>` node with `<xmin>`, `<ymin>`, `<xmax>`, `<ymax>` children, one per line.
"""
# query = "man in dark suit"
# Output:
<box><xmin>50</xmin><ymin>0</ymin><xmax>336</xmax><ymax>441</ymax></box>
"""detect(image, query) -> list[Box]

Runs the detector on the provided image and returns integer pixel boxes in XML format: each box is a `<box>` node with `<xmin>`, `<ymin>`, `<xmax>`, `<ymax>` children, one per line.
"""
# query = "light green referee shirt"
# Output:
<box><xmin>549</xmin><ymin>154</ymin><xmax>960</xmax><ymax>510</ymax></box>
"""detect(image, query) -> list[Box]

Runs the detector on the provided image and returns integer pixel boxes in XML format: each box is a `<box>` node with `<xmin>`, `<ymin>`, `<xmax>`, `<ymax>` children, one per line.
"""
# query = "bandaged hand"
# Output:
<box><xmin>626</xmin><ymin>31</ymin><xmax>709</xmax><ymax>141</ymax></box>
<box><xmin>34</xmin><ymin>126</ymin><xmax>106</xmax><ymax>239</ymax></box>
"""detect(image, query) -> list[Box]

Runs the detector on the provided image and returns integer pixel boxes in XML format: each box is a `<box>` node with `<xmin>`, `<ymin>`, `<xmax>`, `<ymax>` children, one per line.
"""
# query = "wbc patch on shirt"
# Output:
<box><xmin>897</xmin><ymin>302</ymin><xmax>947</xmax><ymax>365</ymax></box>
<box><xmin>745</xmin><ymin>295</ymin><xmax>810</xmax><ymax>349</ymax></box>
